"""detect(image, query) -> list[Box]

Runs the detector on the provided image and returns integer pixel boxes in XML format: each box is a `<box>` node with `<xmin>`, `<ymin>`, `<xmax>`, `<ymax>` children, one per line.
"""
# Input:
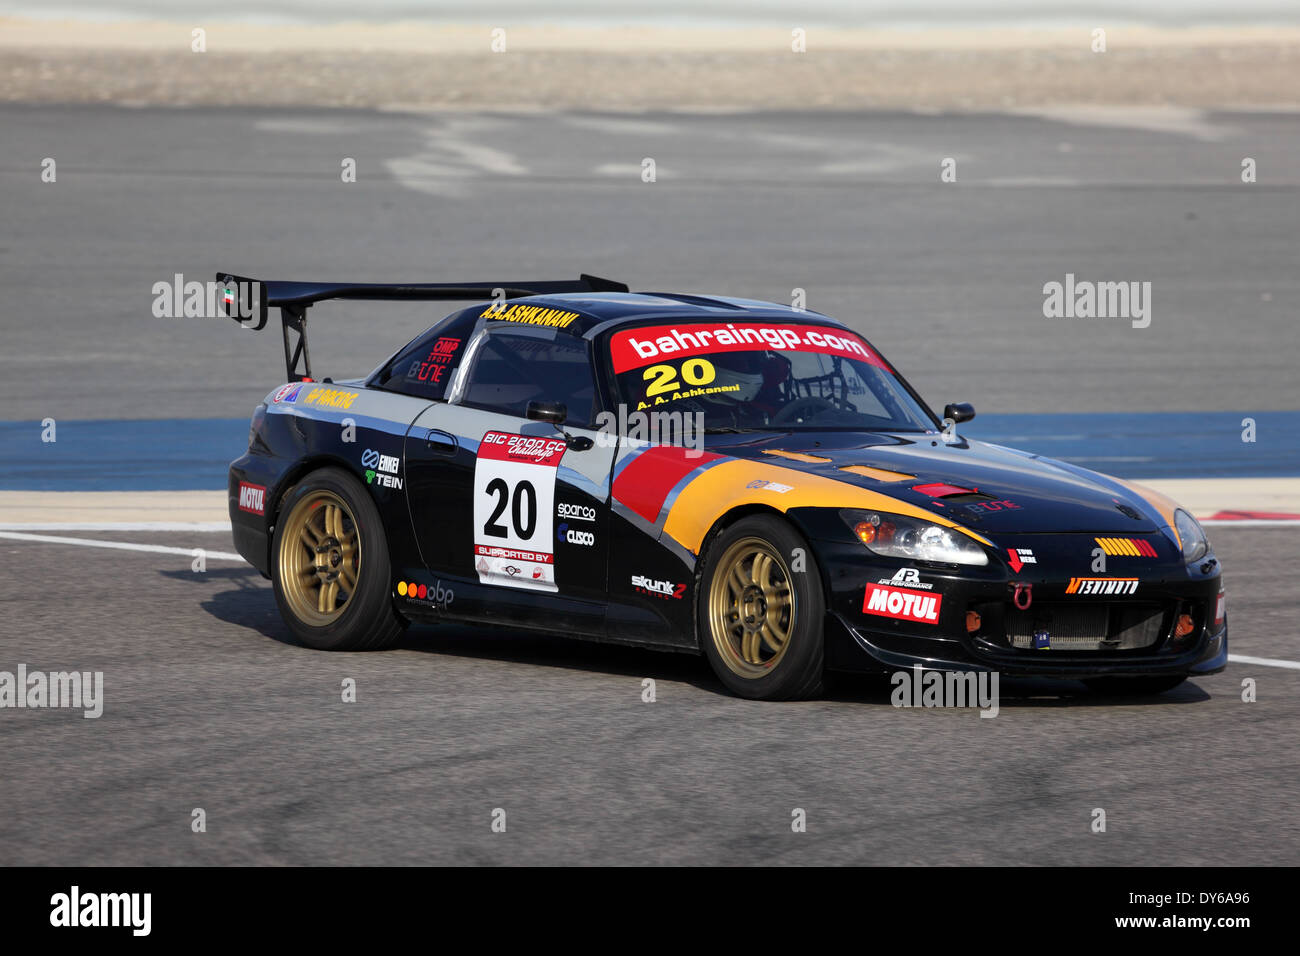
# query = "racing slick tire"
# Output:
<box><xmin>697</xmin><ymin>514</ymin><xmax>825</xmax><ymax>700</ymax></box>
<box><xmin>270</xmin><ymin>466</ymin><xmax>405</xmax><ymax>651</ymax></box>
<box><xmin>1084</xmin><ymin>675</ymin><xmax>1188</xmax><ymax>696</ymax></box>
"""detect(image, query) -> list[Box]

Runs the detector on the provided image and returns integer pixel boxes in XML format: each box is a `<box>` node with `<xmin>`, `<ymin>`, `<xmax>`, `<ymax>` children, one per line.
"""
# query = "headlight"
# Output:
<box><xmin>1174</xmin><ymin>509</ymin><xmax>1209</xmax><ymax>564</ymax></box>
<box><xmin>841</xmin><ymin>510</ymin><xmax>988</xmax><ymax>566</ymax></box>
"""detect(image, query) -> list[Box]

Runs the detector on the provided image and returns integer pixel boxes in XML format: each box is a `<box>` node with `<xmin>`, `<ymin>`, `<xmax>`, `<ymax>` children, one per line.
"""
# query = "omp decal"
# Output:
<box><xmin>862</xmin><ymin>583</ymin><xmax>942</xmax><ymax>623</ymax></box>
<box><xmin>837</xmin><ymin>464</ymin><xmax>915</xmax><ymax>482</ymax></box>
<box><xmin>302</xmin><ymin>387</ymin><xmax>359</xmax><ymax>410</ymax></box>
<box><xmin>237</xmin><ymin>481</ymin><xmax>265</xmax><ymax>515</ymax></box>
<box><xmin>613</xmin><ymin>445</ymin><xmax>725</xmax><ymax>524</ymax></box>
<box><xmin>1095</xmin><ymin>536</ymin><xmax>1158</xmax><ymax>557</ymax></box>
<box><xmin>479</xmin><ymin>304</ymin><xmax>580</xmax><ymax>329</ymax></box>
<box><xmin>609</xmin><ymin>323</ymin><xmax>887</xmax><ymax>373</ymax></box>
<box><xmin>472</xmin><ymin>432</ymin><xmax>567</xmax><ymax>592</ymax></box>
<box><xmin>406</xmin><ymin>336</ymin><xmax>461</xmax><ymax>386</ymax></box>
<box><xmin>659</xmin><ymin>459</ymin><xmax>995</xmax><ymax>555</ymax></box>
<box><xmin>1066</xmin><ymin>577</ymin><xmax>1140</xmax><ymax>595</ymax></box>
<box><xmin>763</xmin><ymin>449</ymin><xmax>831</xmax><ymax>464</ymax></box>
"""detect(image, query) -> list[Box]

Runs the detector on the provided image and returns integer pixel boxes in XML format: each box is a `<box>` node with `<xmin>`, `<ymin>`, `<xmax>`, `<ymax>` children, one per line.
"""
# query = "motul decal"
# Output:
<box><xmin>862</xmin><ymin>583</ymin><xmax>942</xmax><ymax>624</ymax></box>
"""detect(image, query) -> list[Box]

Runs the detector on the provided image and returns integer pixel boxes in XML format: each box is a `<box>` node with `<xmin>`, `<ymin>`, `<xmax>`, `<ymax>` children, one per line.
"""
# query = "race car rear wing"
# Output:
<box><xmin>216</xmin><ymin>272</ymin><xmax>628</xmax><ymax>382</ymax></box>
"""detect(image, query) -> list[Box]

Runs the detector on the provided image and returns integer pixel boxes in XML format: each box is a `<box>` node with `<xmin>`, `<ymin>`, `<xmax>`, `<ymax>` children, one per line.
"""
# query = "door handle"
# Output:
<box><xmin>425</xmin><ymin>429</ymin><xmax>458</xmax><ymax>456</ymax></box>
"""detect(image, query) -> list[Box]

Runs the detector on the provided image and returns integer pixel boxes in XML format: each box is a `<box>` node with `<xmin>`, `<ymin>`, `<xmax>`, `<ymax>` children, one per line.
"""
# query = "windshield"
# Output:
<box><xmin>608</xmin><ymin>321</ymin><xmax>936</xmax><ymax>432</ymax></box>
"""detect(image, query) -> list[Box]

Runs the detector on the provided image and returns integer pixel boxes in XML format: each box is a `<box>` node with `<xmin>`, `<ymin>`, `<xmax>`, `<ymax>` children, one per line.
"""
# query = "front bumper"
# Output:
<box><xmin>803</xmin><ymin>520</ymin><xmax>1227</xmax><ymax>681</ymax></box>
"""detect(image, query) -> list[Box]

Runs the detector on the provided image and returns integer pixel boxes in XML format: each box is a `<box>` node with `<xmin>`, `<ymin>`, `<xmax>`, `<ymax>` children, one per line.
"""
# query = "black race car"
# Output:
<box><xmin>221</xmin><ymin>272</ymin><xmax>1227</xmax><ymax>700</ymax></box>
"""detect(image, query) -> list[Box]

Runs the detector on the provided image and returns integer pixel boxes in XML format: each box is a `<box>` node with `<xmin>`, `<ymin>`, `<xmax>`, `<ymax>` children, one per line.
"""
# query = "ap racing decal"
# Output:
<box><xmin>473</xmin><ymin>431</ymin><xmax>568</xmax><ymax>592</ymax></box>
<box><xmin>609</xmin><ymin>323</ymin><xmax>888</xmax><ymax>373</ymax></box>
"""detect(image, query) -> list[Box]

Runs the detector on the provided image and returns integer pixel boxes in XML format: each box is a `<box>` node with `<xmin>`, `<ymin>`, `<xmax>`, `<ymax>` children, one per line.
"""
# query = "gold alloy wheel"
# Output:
<box><xmin>707</xmin><ymin>536</ymin><xmax>797</xmax><ymax>678</ymax></box>
<box><xmin>278</xmin><ymin>490</ymin><xmax>361</xmax><ymax>626</ymax></box>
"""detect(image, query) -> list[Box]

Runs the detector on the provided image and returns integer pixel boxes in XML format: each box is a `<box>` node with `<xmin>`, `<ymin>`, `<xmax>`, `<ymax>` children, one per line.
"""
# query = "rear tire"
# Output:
<box><xmin>1084</xmin><ymin>675</ymin><xmax>1188</xmax><ymax>696</ymax></box>
<box><xmin>271</xmin><ymin>466</ymin><xmax>404</xmax><ymax>651</ymax></box>
<box><xmin>696</xmin><ymin>515</ymin><xmax>825</xmax><ymax>700</ymax></box>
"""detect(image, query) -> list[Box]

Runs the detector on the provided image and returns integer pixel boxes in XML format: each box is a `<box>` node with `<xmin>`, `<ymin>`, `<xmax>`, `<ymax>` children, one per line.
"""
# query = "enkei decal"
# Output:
<box><xmin>632</xmin><ymin>575</ymin><xmax>686</xmax><ymax>600</ymax></box>
<box><xmin>1066</xmin><ymin>577</ymin><xmax>1140</xmax><ymax>595</ymax></box>
<box><xmin>609</xmin><ymin>323</ymin><xmax>886</xmax><ymax>373</ymax></box>
<box><xmin>271</xmin><ymin>383</ymin><xmax>302</xmax><ymax>404</ymax></box>
<box><xmin>473</xmin><ymin>431</ymin><xmax>567</xmax><ymax>592</ymax></box>
<box><xmin>237</xmin><ymin>481</ymin><xmax>266</xmax><ymax>515</ymax></box>
<box><xmin>878</xmin><ymin>567</ymin><xmax>934</xmax><ymax>590</ymax></box>
<box><xmin>863</xmin><ymin>583</ymin><xmax>942</xmax><ymax>623</ymax></box>
<box><xmin>1094</xmin><ymin>536</ymin><xmax>1158</xmax><ymax>557</ymax></box>
<box><xmin>361</xmin><ymin>448</ymin><xmax>402</xmax><ymax>490</ymax></box>
<box><xmin>303</xmin><ymin>387</ymin><xmax>358</xmax><ymax>410</ymax></box>
<box><xmin>1006</xmin><ymin>548</ymin><xmax>1037</xmax><ymax>573</ymax></box>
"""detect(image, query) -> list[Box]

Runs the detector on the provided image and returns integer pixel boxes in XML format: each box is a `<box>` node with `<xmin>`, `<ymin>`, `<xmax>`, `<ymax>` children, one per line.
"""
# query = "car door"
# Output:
<box><xmin>403</xmin><ymin>326</ymin><xmax>615</xmax><ymax>633</ymax></box>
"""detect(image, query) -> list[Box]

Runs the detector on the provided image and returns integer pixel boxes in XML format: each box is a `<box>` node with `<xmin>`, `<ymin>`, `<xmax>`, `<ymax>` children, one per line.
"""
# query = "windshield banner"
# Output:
<box><xmin>610</xmin><ymin>322</ymin><xmax>886</xmax><ymax>373</ymax></box>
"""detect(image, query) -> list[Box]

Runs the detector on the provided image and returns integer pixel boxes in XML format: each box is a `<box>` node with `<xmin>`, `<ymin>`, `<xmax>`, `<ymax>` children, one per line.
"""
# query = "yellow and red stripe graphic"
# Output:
<box><xmin>1094</xmin><ymin>536</ymin><xmax>1158</xmax><ymax>557</ymax></box>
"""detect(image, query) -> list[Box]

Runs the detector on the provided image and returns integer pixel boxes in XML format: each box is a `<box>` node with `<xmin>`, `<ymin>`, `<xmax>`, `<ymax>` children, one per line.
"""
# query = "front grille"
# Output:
<box><xmin>1006</xmin><ymin>603</ymin><xmax>1166</xmax><ymax>651</ymax></box>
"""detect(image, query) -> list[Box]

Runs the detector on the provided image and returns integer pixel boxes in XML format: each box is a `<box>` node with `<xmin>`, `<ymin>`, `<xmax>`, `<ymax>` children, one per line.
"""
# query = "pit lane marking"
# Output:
<box><xmin>1227</xmin><ymin>655</ymin><xmax>1300</xmax><ymax>671</ymax></box>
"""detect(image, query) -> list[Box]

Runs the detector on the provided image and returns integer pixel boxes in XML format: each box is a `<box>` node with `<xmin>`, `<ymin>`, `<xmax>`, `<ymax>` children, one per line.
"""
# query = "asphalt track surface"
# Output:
<box><xmin>0</xmin><ymin>104</ymin><xmax>1297</xmax><ymax>420</ymax></box>
<box><xmin>0</xmin><ymin>103</ymin><xmax>1297</xmax><ymax>865</ymax></box>
<box><xmin>0</xmin><ymin>524</ymin><xmax>1293</xmax><ymax>865</ymax></box>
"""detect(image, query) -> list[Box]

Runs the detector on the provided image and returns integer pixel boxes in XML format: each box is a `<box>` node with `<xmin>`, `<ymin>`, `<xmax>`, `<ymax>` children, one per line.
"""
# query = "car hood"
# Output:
<box><xmin>708</xmin><ymin>431</ymin><xmax>1165</xmax><ymax>535</ymax></box>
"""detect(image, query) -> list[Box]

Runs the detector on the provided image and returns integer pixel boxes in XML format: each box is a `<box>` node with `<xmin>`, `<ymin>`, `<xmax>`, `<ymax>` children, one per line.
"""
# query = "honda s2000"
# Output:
<box><xmin>221</xmin><ymin>272</ymin><xmax>1226</xmax><ymax>700</ymax></box>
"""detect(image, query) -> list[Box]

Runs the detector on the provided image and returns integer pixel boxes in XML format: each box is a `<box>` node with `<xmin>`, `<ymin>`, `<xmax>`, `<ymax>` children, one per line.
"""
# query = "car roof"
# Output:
<box><xmin>444</xmin><ymin>291</ymin><xmax>849</xmax><ymax>337</ymax></box>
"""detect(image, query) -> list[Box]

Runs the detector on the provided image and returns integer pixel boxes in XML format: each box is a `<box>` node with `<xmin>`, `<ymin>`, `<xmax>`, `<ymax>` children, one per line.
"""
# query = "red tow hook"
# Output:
<box><xmin>1012</xmin><ymin>582</ymin><xmax>1033</xmax><ymax>610</ymax></box>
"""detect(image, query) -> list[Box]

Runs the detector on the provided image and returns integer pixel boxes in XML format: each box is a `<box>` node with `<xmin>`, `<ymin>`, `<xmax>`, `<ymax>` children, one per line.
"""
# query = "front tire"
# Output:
<box><xmin>271</xmin><ymin>466</ymin><xmax>404</xmax><ymax>651</ymax></box>
<box><xmin>697</xmin><ymin>515</ymin><xmax>825</xmax><ymax>700</ymax></box>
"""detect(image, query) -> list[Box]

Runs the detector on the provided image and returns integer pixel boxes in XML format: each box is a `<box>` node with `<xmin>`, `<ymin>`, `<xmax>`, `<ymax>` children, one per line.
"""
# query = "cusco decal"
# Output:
<box><xmin>1094</xmin><ymin>537</ymin><xmax>1158</xmax><ymax>557</ymax></box>
<box><xmin>862</xmin><ymin>583</ymin><xmax>942</xmax><ymax>624</ymax></box>
<box><xmin>473</xmin><ymin>432</ymin><xmax>567</xmax><ymax>592</ymax></box>
<box><xmin>609</xmin><ymin>323</ymin><xmax>887</xmax><ymax>373</ymax></box>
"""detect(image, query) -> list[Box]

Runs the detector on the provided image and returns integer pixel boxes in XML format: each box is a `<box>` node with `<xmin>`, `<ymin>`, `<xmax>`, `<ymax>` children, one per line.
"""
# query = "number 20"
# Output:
<box><xmin>484</xmin><ymin>478</ymin><xmax>537</xmax><ymax>539</ymax></box>
<box><xmin>643</xmin><ymin>358</ymin><xmax>715</xmax><ymax>397</ymax></box>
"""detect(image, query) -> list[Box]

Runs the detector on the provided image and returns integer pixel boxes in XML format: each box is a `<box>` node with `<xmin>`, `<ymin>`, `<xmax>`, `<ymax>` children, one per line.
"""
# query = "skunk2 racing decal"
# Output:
<box><xmin>472</xmin><ymin>431</ymin><xmax>568</xmax><ymax>592</ymax></box>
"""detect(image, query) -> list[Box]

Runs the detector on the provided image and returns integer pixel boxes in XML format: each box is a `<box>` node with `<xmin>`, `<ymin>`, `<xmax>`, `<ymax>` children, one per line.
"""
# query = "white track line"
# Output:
<box><xmin>0</xmin><ymin>531</ymin><xmax>246</xmax><ymax>562</ymax></box>
<box><xmin>1227</xmin><ymin>654</ymin><xmax>1300</xmax><ymax>671</ymax></box>
<box><xmin>0</xmin><ymin>522</ymin><xmax>232</xmax><ymax>532</ymax></box>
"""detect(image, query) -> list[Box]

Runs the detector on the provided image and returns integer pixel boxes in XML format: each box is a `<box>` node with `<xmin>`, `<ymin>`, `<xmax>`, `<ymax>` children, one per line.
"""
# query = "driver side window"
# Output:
<box><xmin>460</xmin><ymin>332</ymin><xmax>598</xmax><ymax>426</ymax></box>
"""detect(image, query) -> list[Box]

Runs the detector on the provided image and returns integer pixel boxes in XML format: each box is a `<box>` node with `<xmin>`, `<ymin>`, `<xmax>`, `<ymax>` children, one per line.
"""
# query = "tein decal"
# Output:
<box><xmin>1066</xmin><ymin>577</ymin><xmax>1140</xmax><ymax>595</ymax></box>
<box><xmin>862</xmin><ymin>583</ymin><xmax>942</xmax><ymax>624</ymax></box>
<box><xmin>1094</xmin><ymin>537</ymin><xmax>1158</xmax><ymax>557</ymax></box>
<box><xmin>237</xmin><ymin>481</ymin><xmax>266</xmax><ymax>515</ymax></box>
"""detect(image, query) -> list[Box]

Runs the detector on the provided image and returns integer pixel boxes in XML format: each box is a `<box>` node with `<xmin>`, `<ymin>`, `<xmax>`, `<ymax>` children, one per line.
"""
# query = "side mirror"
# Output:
<box><xmin>527</xmin><ymin>400</ymin><xmax>568</xmax><ymax>426</ymax></box>
<box><xmin>943</xmin><ymin>402</ymin><xmax>975</xmax><ymax>424</ymax></box>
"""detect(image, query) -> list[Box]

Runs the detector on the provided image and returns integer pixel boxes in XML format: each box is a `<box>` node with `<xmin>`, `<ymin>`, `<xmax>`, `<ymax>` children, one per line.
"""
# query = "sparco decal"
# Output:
<box><xmin>862</xmin><ymin>582</ymin><xmax>942</xmax><ymax>623</ymax></box>
<box><xmin>557</xmin><ymin>502</ymin><xmax>597</xmax><ymax>522</ymax></box>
